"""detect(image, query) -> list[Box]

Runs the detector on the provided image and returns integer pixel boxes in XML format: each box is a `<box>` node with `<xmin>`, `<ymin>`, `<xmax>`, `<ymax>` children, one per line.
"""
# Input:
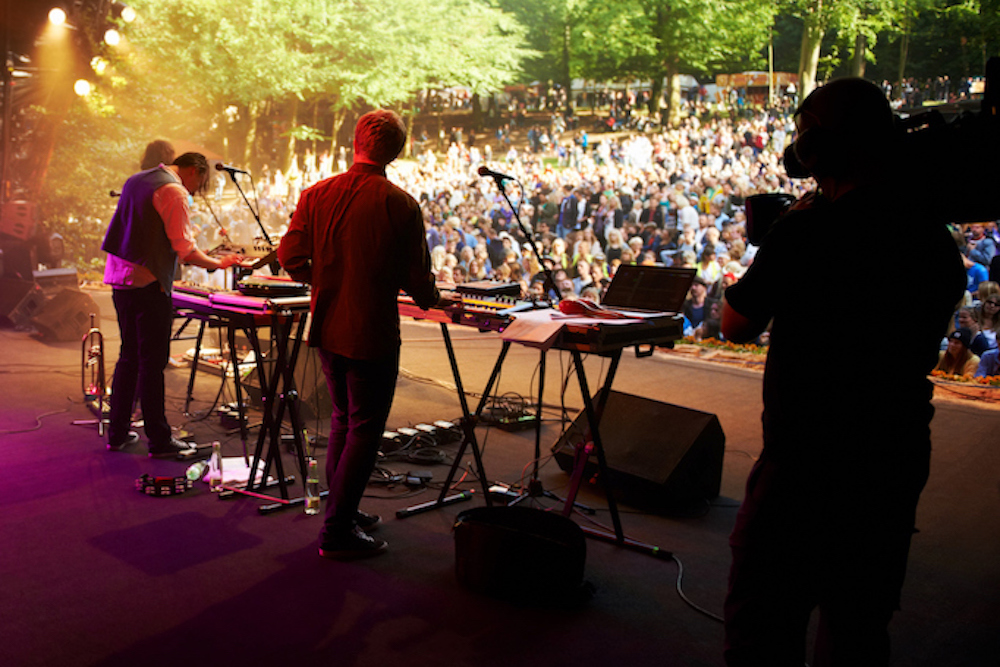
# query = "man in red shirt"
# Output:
<box><xmin>279</xmin><ymin>110</ymin><xmax>445</xmax><ymax>559</ymax></box>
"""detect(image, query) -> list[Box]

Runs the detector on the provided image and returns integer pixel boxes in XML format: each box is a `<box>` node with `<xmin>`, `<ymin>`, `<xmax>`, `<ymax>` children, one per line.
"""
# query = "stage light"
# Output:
<box><xmin>48</xmin><ymin>7</ymin><xmax>67</xmax><ymax>25</ymax></box>
<box><xmin>91</xmin><ymin>57</ymin><xmax>108</xmax><ymax>75</ymax></box>
<box><xmin>112</xmin><ymin>2</ymin><xmax>137</xmax><ymax>23</ymax></box>
<box><xmin>74</xmin><ymin>79</ymin><xmax>92</xmax><ymax>96</ymax></box>
<box><xmin>104</xmin><ymin>29</ymin><xmax>121</xmax><ymax>46</ymax></box>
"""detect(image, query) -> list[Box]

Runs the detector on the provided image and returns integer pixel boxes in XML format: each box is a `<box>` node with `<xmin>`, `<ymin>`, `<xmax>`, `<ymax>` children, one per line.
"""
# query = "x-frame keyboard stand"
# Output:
<box><xmin>397</xmin><ymin>322</ymin><xmax>503</xmax><ymax>518</ymax></box>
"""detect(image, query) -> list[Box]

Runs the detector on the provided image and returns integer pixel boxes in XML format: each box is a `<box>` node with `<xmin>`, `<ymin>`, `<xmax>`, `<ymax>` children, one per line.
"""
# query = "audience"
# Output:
<box><xmin>180</xmin><ymin>102</ymin><xmax>999</xmax><ymax>383</ymax></box>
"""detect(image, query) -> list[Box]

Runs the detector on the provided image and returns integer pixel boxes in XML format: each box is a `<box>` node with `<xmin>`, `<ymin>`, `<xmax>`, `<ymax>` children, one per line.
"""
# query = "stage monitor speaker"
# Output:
<box><xmin>30</xmin><ymin>288</ymin><xmax>101</xmax><ymax>342</ymax></box>
<box><xmin>0</xmin><ymin>279</ymin><xmax>46</xmax><ymax>328</ymax></box>
<box><xmin>295</xmin><ymin>346</ymin><xmax>331</xmax><ymax>422</ymax></box>
<box><xmin>0</xmin><ymin>201</ymin><xmax>35</xmax><ymax>241</ymax></box>
<box><xmin>553</xmin><ymin>390</ymin><xmax>725</xmax><ymax>510</ymax></box>
<box><xmin>33</xmin><ymin>267</ymin><xmax>79</xmax><ymax>295</ymax></box>
<box><xmin>1</xmin><ymin>238</ymin><xmax>34</xmax><ymax>280</ymax></box>
<box><xmin>240</xmin><ymin>345</ymin><xmax>331</xmax><ymax>421</ymax></box>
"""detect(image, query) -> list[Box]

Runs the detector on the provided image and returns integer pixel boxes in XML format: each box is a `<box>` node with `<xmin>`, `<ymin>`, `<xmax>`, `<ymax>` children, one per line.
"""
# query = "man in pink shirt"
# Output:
<box><xmin>103</xmin><ymin>152</ymin><xmax>243</xmax><ymax>457</ymax></box>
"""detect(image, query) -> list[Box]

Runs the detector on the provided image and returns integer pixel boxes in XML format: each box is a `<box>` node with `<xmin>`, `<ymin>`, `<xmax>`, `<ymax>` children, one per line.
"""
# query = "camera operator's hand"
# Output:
<box><xmin>788</xmin><ymin>191</ymin><xmax>825</xmax><ymax>212</ymax></box>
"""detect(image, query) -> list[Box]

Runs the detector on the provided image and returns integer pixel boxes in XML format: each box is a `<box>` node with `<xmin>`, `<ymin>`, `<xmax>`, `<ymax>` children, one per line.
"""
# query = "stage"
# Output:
<box><xmin>0</xmin><ymin>287</ymin><xmax>997</xmax><ymax>667</ymax></box>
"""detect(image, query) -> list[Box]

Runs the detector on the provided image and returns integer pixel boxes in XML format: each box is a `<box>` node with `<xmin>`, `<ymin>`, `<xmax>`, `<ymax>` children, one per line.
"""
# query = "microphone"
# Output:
<box><xmin>110</xmin><ymin>190</ymin><xmax>121</xmax><ymax>198</ymax></box>
<box><xmin>215</xmin><ymin>163</ymin><xmax>250</xmax><ymax>176</ymax></box>
<box><xmin>477</xmin><ymin>165</ymin><xmax>516</xmax><ymax>183</ymax></box>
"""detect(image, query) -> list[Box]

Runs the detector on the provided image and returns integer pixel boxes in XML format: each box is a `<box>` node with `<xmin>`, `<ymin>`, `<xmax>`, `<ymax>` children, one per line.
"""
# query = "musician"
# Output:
<box><xmin>278</xmin><ymin>109</ymin><xmax>447</xmax><ymax>560</ymax></box>
<box><xmin>140</xmin><ymin>139</ymin><xmax>175</xmax><ymax>171</ymax></box>
<box><xmin>720</xmin><ymin>79</ymin><xmax>964</xmax><ymax>665</ymax></box>
<box><xmin>103</xmin><ymin>152</ymin><xmax>244</xmax><ymax>457</ymax></box>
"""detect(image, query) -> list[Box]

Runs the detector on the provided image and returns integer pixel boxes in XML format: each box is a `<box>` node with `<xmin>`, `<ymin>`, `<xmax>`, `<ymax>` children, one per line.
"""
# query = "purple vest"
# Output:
<box><xmin>102</xmin><ymin>167</ymin><xmax>180</xmax><ymax>294</ymax></box>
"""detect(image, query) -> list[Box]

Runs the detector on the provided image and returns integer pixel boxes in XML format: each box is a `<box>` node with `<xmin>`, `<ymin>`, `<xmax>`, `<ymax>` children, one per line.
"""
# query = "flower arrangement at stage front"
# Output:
<box><xmin>683</xmin><ymin>336</ymin><xmax>768</xmax><ymax>356</ymax></box>
<box><xmin>930</xmin><ymin>370</ymin><xmax>1000</xmax><ymax>386</ymax></box>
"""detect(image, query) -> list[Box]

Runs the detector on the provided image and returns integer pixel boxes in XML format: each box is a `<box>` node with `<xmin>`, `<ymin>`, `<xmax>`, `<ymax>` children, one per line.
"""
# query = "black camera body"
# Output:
<box><xmin>753</xmin><ymin>57</ymin><xmax>1000</xmax><ymax>245</ymax></box>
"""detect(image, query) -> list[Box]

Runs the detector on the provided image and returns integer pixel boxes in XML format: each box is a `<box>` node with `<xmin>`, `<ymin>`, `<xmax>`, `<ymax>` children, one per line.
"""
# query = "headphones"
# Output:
<box><xmin>786</xmin><ymin>106</ymin><xmax>849</xmax><ymax>179</ymax></box>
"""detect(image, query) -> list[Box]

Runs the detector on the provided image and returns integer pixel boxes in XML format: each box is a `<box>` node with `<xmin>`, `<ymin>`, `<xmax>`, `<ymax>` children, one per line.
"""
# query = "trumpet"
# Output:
<box><xmin>81</xmin><ymin>313</ymin><xmax>108</xmax><ymax>436</ymax></box>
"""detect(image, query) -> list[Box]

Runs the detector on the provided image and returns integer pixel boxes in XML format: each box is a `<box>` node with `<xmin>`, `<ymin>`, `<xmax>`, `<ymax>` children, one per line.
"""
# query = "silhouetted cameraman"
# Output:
<box><xmin>721</xmin><ymin>79</ymin><xmax>965</xmax><ymax>666</ymax></box>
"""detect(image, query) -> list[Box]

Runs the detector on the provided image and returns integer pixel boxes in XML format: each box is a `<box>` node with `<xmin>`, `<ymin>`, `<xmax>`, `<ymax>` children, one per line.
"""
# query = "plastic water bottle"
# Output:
<box><xmin>304</xmin><ymin>457</ymin><xmax>320</xmax><ymax>515</ymax></box>
<box><xmin>185</xmin><ymin>460</ymin><xmax>208</xmax><ymax>483</ymax></box>
<box><xmin>208</xmin><ymin>441</ymin><xmax>223</xmax><ymax>492</ymax></box>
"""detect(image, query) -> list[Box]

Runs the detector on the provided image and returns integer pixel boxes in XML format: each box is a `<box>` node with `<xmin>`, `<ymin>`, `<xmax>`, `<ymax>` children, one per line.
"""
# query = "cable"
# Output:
<box><xmin>0</xmin><ymin>403</ymin><xmax>71</xmax><ymax>434</ymax></box>
<box><xmin>672</xmin><ymin>554</ymin><xmax>725</xmax><ymax>624</ymax></box>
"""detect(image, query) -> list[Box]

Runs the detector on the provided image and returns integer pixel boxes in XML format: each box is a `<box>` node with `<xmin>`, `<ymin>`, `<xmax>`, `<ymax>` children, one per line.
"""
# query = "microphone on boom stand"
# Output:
<box><xmin>215</xmin><ymin>163</ymin><xmax>250</xmax><ymax>176</ymax></box>
<box><xmin>476</xmin><ymin>166</ymin><xmax>558</xmax><ymax>304</ymax></box>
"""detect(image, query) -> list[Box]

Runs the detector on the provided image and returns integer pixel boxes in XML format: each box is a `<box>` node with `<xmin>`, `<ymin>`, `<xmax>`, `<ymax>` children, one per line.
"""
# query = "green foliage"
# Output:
<box><xmin>26</xmin><ymin>0</ymin><xmax>993</xmax><ymax>270</ymax></box>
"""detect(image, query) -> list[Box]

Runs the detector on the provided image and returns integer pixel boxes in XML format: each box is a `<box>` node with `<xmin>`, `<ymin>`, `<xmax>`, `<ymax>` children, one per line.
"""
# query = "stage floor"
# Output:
<box><xmin>1</xmin><ymin>287</ymin><xmax>997</xmax><ymax>666</ymax></box>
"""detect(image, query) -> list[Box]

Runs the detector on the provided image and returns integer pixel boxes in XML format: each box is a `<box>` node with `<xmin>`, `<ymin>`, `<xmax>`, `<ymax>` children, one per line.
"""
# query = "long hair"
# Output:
<box><xmin>171</xmin><ymin>152</ymin><xmax>210</xmax><ymax>194</ymax></box>
<box><xmin>935</xmin><ymin>344</ymin><xmax>974</xmax><ymax>375</ymax></box>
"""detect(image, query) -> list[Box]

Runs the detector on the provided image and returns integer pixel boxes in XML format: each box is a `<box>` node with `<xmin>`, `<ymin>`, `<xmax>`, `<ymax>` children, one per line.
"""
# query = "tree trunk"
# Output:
<box><xmin>402</xmin><ymin>104</ymin><xmax>416</xmax><ymax>159</ymax></box>
<box><xmin>798</xmin><ymin>6</ymin><xmax>825</xmax><ymax>99</ymax></box>
<box><xmin>850</xmin><ymin>33</ymin><xmax>867</xmax><ymax>77</ymax></box>
<box><xmin>648</xmin><ymin>77</ymin><xmax>663</xmax><ymax>117</ymax></box>
<box><xmin>242</xmin><ymin>101</ymin><xmax>260</xmax><ymax>169</ymax></box>
<box><xmin>472</xmin><ymin>93</ymin><xmax>483</xmax><ymax>132</ymax></box>
<box><xmin>311</xmin><ymin>99</ymin><xmax>320</xmax><ymax>156</ymax></box>
<box><xmin>897</xmin><ymin>31</ymin><xmax>909</xmax><ymax>91</ymax></box>
<box><xmin>984</xmin><ymin>0</ymin><xmax>1000</xmax><ymax>68</ymax></box>
<box><xmin>562</xmin><ymin>20</ymin><xmax>573</xmax><ymax>115</ymax></box>
<box><xmin>665</xmin><ymin>67</ymin><xmax>682</xmax><ymax>129</ymax></box>
<box><xmin>285</xmin><ymin>97</ymin><xmax>299</xmax><ymax>173</ymax></box>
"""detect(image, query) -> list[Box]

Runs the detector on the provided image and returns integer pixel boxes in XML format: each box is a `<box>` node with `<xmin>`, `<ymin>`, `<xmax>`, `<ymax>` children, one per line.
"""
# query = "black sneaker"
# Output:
<box><xmin>107</xmin><ymin>431</ymin><xmax>140</xmax><ymax>452</ymax></box>
<box><xmin>355</xmin><ymin>510</ymin><xmax>382</xmax><ymax>532</ymax></box>
<box><xmin>319</xmin><ymin>526</ymin><xmax>388</xmax><ymax>560</ymax></box>
<box><xmin>148</xmin><ymin>437</ymin><xmax>197</xmax><ymax>459</ymax></box>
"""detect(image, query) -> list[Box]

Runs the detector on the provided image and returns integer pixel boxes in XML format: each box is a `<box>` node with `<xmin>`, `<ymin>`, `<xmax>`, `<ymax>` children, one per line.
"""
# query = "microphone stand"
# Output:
<box><xmin>223</xmin><ymin>169</ymin><xmax>272</xmax><ymax>247</ymax></box>
<box><xmin>483</xmin><ymin>172</ymin><xmax>558</xmax><ymax>304</ymax></box>
<box><xmin>222</xmin><ymin>169</ymin><xmax>281</xmax><ymax>276</ymax></box>
<box><xmin>481</xmin><ymin>171</ymin><xmax>593</xmax><ymax>515</ymax></box>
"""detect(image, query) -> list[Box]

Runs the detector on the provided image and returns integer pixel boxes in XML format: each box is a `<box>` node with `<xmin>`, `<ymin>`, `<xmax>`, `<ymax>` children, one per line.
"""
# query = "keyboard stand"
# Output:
<box><xmin>397</xmin><ymin>322</ymin><xmax>505</xmax><ymax>518</ymax></box>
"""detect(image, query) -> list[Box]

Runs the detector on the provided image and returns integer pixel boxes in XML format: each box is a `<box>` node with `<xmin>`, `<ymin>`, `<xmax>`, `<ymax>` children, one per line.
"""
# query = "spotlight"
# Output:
<box><xmin>74</xmin><ymin>79</ymin><xmax>92</xmax><ymax>96</ymax></box>
<box><xmin>104</xmin><ymin>29</ymin><xmax>121</xmax><ymax>46</ymax></box>
<box><xmin>112</xmin><ymin>2</ymin><xmax>136</xmax><ymax>23</ymax></box>
<box><xmin>48</xmin><ymin>7</ymin><xmax>67</xmax><ymax>25</ymax></box>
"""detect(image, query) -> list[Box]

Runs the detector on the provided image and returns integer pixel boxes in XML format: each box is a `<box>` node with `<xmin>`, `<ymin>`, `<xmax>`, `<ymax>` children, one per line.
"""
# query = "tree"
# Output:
<box><xmin>572</xmin><ymin>0</ymin><xmax>775</xmax><ymax>126</ymax></box>
<box><xmin>496</xmin><ymin>0</ymin><xmax>588</xmax><ymax>115</ymax></box>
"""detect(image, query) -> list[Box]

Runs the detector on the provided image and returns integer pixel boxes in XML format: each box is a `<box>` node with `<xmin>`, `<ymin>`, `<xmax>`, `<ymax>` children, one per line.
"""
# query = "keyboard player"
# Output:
<box><xmin>103</xmin><ymin>152</ymin><xmax>244</xmax><ymax>458</ymax></box>
<box><xmin>278</xmin><ymin>109</ymin><xmax>457</xmax><ymax>561</ymax></box>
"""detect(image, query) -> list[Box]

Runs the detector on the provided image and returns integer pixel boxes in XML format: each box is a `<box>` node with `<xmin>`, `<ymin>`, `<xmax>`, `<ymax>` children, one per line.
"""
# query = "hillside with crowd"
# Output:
<box><xmin>184</xmin><ymin>97</ymin><xmax>999</xmax><ymax>379</ymax></box>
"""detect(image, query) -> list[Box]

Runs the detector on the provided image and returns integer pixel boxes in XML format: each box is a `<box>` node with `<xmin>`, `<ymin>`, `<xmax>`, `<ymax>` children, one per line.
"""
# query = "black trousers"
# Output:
<box><xmin>317</xmin><ymin>348</ymin><xmax>399</xmax><ymax>540</ymax></box>
<box><xmin>724</xmin><ymin>452</ymin><xmax>929</xmax><ymax>667</ymax></box>
<box><xmin>108</xmin><ymin>283</ymin><xmax>173</xmax><ymax>447</ymax></box>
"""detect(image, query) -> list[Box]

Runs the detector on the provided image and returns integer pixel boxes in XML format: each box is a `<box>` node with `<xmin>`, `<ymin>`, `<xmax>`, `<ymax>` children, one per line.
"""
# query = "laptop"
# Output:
<box><xmin>601</xmin><ymin>265</ymin><xmax>695</xmax><ymax>315</ymax></box>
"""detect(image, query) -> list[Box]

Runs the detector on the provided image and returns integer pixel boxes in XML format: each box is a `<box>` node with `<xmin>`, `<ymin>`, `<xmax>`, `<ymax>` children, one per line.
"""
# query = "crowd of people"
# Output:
<box><xmin>183</xmin><ymin>100</ymin><xmax>1000</xmax><ymax>379</ymax></box>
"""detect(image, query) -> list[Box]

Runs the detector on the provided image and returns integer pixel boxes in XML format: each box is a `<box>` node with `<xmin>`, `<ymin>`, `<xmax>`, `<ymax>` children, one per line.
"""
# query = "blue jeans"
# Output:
<box><xmin>317</xmin><ymin>348</ymin><xmax>399</xmax><ymax>540</ymax></box>
<box><xmin>109</xmin><ymin>283</ymin><xmax>173</xmax><ymax>447</ymax></box>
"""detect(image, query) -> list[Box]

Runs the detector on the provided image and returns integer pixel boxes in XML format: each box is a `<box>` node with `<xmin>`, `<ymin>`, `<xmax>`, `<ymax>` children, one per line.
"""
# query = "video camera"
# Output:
<box><xmin>746</xmin><ymin>56</ymin><xmax>1000</xmax><ymax>246</ymax></box>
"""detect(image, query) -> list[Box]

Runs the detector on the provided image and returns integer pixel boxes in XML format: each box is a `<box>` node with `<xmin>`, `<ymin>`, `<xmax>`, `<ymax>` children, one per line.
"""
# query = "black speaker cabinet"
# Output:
<box><xmin>30</xmin><ymin>288</ymin><xmax>100</xmax><ymax>341</ymax></box>
<box><xmin>0</xmin><ymin>278</ymin><xmax>44</xmax><ymax>327</ymax></box>
<box><xmin>553</xmin><ymin>390</ymin><xmax>725</xmax><ymax>509</ymax></box>
<box><xmin>1</xmin><ymin>238</ymin><xmax>34</xmax><ymax>280</ymax></box>
<box><xmin>240</xmin><ymin>345</ymin><xmax>331</xmax><ymax>421</ymax></box>
<box><xmin>294</xmin><ymin>346</ymin><xmax>331</xmax><ymax>422</ymax></box>
<box><xmin>454</xmin><ymin>506</ymin><xmax>588</xmax><ymax>606</ymax></box>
